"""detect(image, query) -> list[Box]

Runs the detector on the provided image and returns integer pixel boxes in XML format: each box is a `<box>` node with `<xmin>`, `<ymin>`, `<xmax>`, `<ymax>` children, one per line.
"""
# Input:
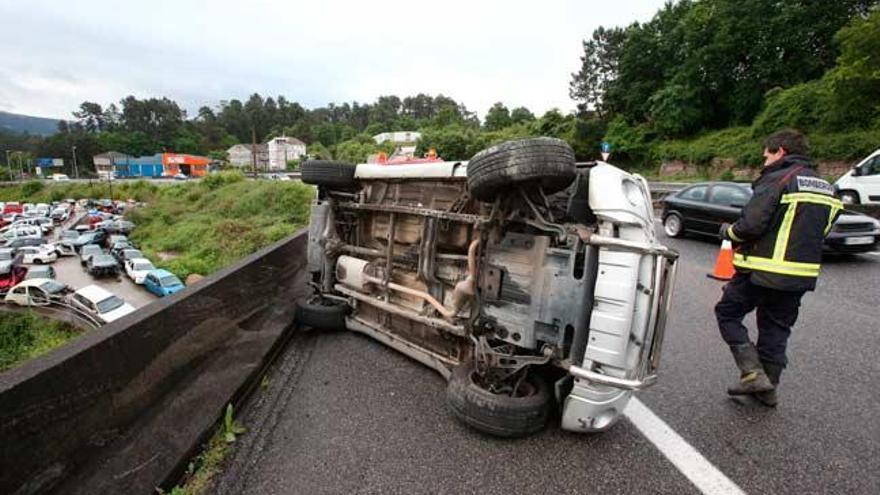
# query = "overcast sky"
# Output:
<box><xmin>0</xmin><ymin>0</ymin><xmax>665</xmax><ymax>121</ymax></box>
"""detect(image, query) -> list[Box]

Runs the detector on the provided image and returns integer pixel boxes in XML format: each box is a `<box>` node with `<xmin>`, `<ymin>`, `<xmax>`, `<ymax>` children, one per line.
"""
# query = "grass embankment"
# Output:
<box><xmin>634</xmin><ymin>126</ymin><xmax>880</xmax><ymax>181</ymax></box>
<box><xmin>126</xmin><ymin>173</ymin><xmax>313</xmax><ymax>279</ymax></box>
<box><xmin>0</xmin><ymin>311</ymin><xmax>80</xmax><ymax>371</ymax></box>
<box><xmin>0</xmin><ymin>172</ymin><xmax>315</xmax><ymax>279</ymax></box>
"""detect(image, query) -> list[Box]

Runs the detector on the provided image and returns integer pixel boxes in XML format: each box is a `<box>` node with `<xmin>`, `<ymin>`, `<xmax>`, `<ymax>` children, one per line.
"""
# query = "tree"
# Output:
<box><xmin>510</xmin><ymin>107</ymin><xmax>535</xmax><ymax>125</ymax></box>
<box><xmin>824</xmin><ymin>8</ymin><xmax>880</xmax><ymax>129</ymax></box>
<box><xmin>119</xmin><ymin>96</ymin><xmax>184</xmax><ymax>149</ymax></box>
<box><xmin>72</xmin><ymin>102</ymin><xmax>105</xmax><ymax>132</ymax></box>
<box><xmin>569</xmin><ymin>26</ymin><xmax>626</xmax><ymax>117</ymax></box>
<box><xmin>484</xmin><ymin>102</ymin><xmax>512</xmax><ymax>130</ymax></box>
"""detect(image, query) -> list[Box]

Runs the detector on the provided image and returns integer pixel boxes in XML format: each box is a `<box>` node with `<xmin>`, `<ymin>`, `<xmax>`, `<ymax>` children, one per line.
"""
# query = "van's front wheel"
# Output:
<box><xmin>839</xmin><ymin>190</ymin><xmax>860</xmax><ymax>205</ymax></box>
<box><xmin>446</xmin><ymin>362</ymin><xmax>551</xmax><ymax>437</ymax></box>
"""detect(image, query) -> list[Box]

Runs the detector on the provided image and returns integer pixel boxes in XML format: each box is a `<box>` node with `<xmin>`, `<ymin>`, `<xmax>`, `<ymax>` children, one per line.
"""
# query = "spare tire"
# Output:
<box><xmin>301</xmin><ymin>160</ymin><xmax>357</xmax><ymax>189</ymax></box>
<box><xmin>467</xmin><ymin>137</ymin><xmax>576</xmax><ymax>202</ymax></box>
<box><xmin>446</xmin><ymin>362</ymin><xmax>551</xmax><ymax>438</ymax></box>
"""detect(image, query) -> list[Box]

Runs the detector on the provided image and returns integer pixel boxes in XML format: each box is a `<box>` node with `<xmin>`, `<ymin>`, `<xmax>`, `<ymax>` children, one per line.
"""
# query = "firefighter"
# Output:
<box><xmin>716</xmin><ymin>129</ymin><xmax>842</xmax><ymax>407</ymax></box>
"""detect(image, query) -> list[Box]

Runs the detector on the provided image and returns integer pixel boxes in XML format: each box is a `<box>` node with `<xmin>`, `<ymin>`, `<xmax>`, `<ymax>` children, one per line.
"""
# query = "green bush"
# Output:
<box><xmin>751</xmin><ymin>81</ymin><xmax>831</xmax><ymax>137</ymax></box>
<box><xmin>0</xmin><ymin>312</ymin><xmax>79</xmax><ymax>371</ymax></box>
<box><xmin>202</xmin><ymin>170</ymin><xmax>244</xmax><ymax>190</ymax></box>
<box><xmin>21</xmin><ymin>180</ymin><xmax>44</xmax><ymax>197</ymax></box>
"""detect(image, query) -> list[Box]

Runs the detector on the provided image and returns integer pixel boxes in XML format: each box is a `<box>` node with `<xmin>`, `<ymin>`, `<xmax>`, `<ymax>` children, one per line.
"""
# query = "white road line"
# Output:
<box><xmin>624</xmin><ymin>398</ymin><xmax>747</xmax><ymax>495</ymax></box>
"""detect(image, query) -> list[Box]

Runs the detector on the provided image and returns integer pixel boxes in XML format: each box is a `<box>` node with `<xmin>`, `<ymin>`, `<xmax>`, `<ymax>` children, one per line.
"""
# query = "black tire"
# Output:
<box><xmin>446</xmin><ymin>362</ymin><xmax>551</xmax><ymax>438</ymax></box>
<box><xmin>301</xmin><ymin>160</ymin><xmax>357</xmax><ymax>189</ymax></box>
<box><xmin>663</xmin><ymin>212</ymin><xmax>684</xmax><ymax>238</ymax></box>
<box><xmin>838</xmin><ymin>190</ymin><xmax>860</xmax><ymax>205</ymax></box>
<box><xmin>467</xmin><ymin>137</ymin><xmax>576</xmax><ymax>202</ymax></box>
<box><xmin>295</xmin><ymin>297</ymin><xmax>350</xmax><ymax>331</ymax></box>
<box><xmin>34</xmin><ymin>258</ymin><xmax>43</xmax><ymax>265</ymax></box>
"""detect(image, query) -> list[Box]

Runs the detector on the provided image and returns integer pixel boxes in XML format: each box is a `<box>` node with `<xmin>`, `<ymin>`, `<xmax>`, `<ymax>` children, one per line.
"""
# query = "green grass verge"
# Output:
<box><xmin>0</xmin><ymin>311</ymin><xmax>81</xmax><ymax>371</ymax></box>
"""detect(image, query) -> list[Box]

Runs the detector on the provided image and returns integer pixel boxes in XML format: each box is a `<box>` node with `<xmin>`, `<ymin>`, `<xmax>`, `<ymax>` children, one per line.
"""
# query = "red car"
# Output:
<box><xmin>0</xmin><ymin>263</ymin><xmax>27</xmax><ymax>293</ymax></box>
<box><xmin>3</xmin><ymin>202</ymin><xmax>22</xmax><ymax>215</ymax></box>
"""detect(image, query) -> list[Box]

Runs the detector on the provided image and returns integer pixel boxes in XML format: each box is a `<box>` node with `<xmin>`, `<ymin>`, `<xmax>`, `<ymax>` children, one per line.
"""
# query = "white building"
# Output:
<box><xmin>267</xmin><ymin>136</ymin><xmax>306</xmax><ymax>171</ymax></box>
<box><xmin>373</xmin><ymin>131</ymin><xmax>421</xmax><ymax>145</ymax></box>
<box><xmin>227</xmin><ymin>144</ymin><xmax>269</xmax><ymax>169</ymax></box>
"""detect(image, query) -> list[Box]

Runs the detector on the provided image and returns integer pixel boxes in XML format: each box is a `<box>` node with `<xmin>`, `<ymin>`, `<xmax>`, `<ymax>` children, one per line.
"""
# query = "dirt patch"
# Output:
<box><xmin>157</xmin><ymin>251</ymin><xmax>180</xmax><ymax>261</ymax></box>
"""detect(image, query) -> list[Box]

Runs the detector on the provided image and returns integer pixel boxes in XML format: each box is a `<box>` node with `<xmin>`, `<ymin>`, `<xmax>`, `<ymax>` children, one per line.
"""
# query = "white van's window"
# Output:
<box><xmin>863</xmin><ymin>156</ymin><xmax>880</xmax><ymax>176</ymax></box>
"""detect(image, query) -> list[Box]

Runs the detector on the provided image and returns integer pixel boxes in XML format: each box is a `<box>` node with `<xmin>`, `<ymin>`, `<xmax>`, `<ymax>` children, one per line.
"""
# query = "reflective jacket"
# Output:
<box><xmin>726</xmin><ymin>155</ymin><xmax>842</xmax><ymax>292</ymax></box>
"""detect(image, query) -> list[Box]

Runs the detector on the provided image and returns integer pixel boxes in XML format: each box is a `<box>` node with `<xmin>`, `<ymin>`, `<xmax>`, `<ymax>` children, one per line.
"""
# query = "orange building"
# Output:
<box><xmin>162</xmin><ymin>153</ymin><xmax>210</xmax><ymax>177</ymax></box>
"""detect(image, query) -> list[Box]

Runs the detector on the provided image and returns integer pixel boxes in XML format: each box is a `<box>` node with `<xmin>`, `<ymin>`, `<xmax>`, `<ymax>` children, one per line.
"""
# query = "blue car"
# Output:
<box><xmin>143</xmin><ymin>269</ymin><xmax>185</xmax><ymax>297</ymax></box>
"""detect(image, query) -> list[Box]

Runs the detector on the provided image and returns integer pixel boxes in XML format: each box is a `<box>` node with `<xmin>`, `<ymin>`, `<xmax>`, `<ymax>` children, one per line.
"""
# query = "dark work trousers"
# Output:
<box><xmin>714</xmin><ymin>272</ymin><xmax>805</xmax><ymax>367</ymax></box>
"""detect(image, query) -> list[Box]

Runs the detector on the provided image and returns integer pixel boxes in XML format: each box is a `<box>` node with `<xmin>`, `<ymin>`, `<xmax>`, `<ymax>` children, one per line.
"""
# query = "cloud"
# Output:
<box><xmin>0</xmin><ymin>0</ymin><xmax>665</xmax><ymax>120</ymax></box>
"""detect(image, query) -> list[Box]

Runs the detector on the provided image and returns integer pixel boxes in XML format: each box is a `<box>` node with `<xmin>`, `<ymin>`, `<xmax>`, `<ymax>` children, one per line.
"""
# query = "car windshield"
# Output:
<box><xmin>83</xmin><ymin>246</ymin><xmax>101</xmax><ymax>254</ymax></box>
<box><xmin>96</xmin><ymin>296</ymin><xmax>124</xmax><ymax>313</ymax></box>
<box><xmin>38</xmin><ymin>280</ymin><xmax>66</xmax><ymax>294</ymax></box>
<box><xmin>160</xmin><ymin>276</ymin><xmax>181</xmax><ymax>287</ymax></box>
<box><xmin>93</xmin><ymin>255</ymin><xmax>115</xmax><ymax>264</ymax></box>
<box><xmin>125</xmin><ymin>250</ymin><xmax>143</xmax><ymax>258</ymax></box>
<box><xmin>134</xmin><ymin>261</ymin><xmax>154</xmax><ymax>271</ymax></box>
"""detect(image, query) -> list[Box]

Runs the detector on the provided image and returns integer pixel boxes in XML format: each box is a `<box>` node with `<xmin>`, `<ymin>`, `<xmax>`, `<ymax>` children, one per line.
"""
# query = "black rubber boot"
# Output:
<box><xmin>727</xmin><ymin>343</ymin><xmax>775</xmax><ymax>395</ymax></box>
<box><xmin>754</xmin><ymin>361</ymin><xmax>783</xmax><ymax>407</ymax></box>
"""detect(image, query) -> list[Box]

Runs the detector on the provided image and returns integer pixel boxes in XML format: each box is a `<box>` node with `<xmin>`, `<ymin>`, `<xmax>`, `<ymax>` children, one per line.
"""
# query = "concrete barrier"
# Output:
<box><xmin>0</xmin><ymin>229</ymin><xmax>310</xmax><ymax>494</ymax></box>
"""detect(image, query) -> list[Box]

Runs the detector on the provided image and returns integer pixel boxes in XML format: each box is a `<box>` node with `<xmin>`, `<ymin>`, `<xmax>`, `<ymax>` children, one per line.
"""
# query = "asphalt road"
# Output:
<box><xmin>213</xmin><ymin>227</ymin><xmax>880</xmax><ymax>495</ymax></box>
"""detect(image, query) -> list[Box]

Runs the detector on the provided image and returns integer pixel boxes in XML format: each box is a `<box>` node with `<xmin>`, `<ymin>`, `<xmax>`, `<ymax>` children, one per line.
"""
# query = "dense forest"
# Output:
<box><xmin>1</xmin><ymin>0</ymin><xmax>878</xmax><ymax>178</ymax></box>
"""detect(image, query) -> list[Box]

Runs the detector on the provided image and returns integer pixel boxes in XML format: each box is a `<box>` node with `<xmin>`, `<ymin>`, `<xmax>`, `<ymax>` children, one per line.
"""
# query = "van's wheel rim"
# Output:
<box><xmin>664</xmin><ymin>215</ymin><xmax>682</xmax><ymax>236</ymax></box>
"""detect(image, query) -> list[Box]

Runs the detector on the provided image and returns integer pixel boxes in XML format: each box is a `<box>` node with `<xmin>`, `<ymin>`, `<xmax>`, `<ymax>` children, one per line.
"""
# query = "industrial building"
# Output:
<box><xmin>92</xmin><ymin>152</ymin><xmax>210</xmax><ymax>178</ymax></box>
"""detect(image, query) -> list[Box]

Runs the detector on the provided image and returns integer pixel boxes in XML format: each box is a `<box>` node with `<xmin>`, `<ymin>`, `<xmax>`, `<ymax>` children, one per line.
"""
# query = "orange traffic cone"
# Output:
<box><xmin>707</xmin><ymin>240</ymin><xmax>736</xmax><ymax>281</ymax></box>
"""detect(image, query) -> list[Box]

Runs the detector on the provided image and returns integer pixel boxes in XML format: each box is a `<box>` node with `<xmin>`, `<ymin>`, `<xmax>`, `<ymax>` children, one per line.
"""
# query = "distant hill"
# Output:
<box><xmin>0</xmin><ymin>111</ymin><xmax>61</xmax><ymax>136</ymax></box>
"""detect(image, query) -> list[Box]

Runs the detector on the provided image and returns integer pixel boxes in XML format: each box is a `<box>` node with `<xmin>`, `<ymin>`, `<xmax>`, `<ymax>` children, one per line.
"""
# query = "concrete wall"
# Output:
<box><xmin>0</xmin><ymin>229</ymin><xmax>310</xmax><ymax>494</ymax></box>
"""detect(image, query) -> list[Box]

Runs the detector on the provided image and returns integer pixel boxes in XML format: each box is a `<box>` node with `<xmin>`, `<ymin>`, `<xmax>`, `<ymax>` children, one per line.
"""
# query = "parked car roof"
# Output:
<box><xmin>74</xmin><ymin>284</ymin><xmax>113</xmax><ymax>301</ymax></box>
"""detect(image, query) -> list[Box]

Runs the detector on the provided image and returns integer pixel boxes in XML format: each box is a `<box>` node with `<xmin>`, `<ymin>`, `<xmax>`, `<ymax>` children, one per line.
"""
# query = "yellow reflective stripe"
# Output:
<box><xmin>781</xmin><ymin>192</ymin><xmax>843</xmax><ymax>209</ymax></box>
<box><xmin>825</xmin><ymin>204</ymin><xmax>843</xmax><ymax>236</ymax></box>
<box><xmin>773</xmin><ymin>202</ymin><xmax>797</xmax><ymax>261</ymax></box>
<box><xmin>727</xmin><ymin>226</ymin><xmax>744</xmax><ymax>242</ymax></box>
<box><xmin>733</xmin><ymin>253</ymin><xmax>820</xmax><ymax>277</ymax></box>
<box><xmin>781</xmin><ymin>192</ymin><xmax>844</xmax><ymax>238</ymax></box>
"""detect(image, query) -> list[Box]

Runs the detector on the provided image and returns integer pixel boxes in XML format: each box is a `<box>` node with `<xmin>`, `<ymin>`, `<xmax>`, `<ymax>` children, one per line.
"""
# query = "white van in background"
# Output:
<box><xmin>835</xmin><ymin>149</ymin><xmax>880</xmax><ymax>205</ymax></box>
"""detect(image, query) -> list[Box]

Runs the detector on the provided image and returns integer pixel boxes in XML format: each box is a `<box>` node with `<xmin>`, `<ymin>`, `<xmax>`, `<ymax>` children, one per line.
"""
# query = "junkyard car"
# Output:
<box><xmin>143</xmin><ymin>269</ymin><xmax>185</xmax><ymax>297</ymax></box>
<box><xmin>86</xmin><ymin>254</ymin><xmax>120</xmax><ymax>277</ymax></box>
<box><xmin>299</xmin><ymin>138</ymin><xmax>678</xmax><ymax>437</ymax></box>
<box><xmin>68</xmin><ymin>285</ymin><xmax>135</xmax><ymax>324</ymax></box>
<box><xmin>5</xmin><ymin>278</ymin><xmax>71</xmax><ymax>306</ymax></box>
<box><xmin>124</xmin><ymin>257</ymin><xmax>155</xmax><ymax>284</ymax></box>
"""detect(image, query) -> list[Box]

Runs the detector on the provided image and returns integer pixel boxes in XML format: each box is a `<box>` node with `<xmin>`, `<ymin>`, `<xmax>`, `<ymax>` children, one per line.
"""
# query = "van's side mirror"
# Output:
<box><xmin>852</xmin><ymin>166</ymin><xmax>862</xmax><ymax>177</ymax></box>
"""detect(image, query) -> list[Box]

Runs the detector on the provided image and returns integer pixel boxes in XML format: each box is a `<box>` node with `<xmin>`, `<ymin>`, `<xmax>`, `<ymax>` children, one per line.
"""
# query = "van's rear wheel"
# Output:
<box><xmin>446</xmin><ymin>362</ymin><xmax>551</xmax><ymax>437</ymax></box>
<box><xmin>467</xmin><ymin>137</ymin><xmax>576</xmax><ymax>202</ymax></box>
<box><xmin>295</xmin><ymin>296</ymin><xmax>349</xmax><ymax>331</ymax></box>
<box><xmin>301</xmin><ymin>160</ymin><xmax>357</xmax><ymax>190</ymax></box>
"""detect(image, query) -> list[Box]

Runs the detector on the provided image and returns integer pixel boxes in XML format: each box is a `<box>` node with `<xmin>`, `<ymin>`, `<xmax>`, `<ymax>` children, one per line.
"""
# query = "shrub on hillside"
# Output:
<box><xmin>21</xmin><ymin>180</ymin><xmax>43</xmax><ymax>197</ymax></box>
<box><xmin>202</xmin><ymin>170</ymin><xmax>244</xmax><ymax>190</ymax></box>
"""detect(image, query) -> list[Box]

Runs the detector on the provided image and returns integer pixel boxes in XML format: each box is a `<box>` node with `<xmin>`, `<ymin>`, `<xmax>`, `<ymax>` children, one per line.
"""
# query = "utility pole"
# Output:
<box><xmin>72</xmin><ymin>145</ymin><xmax>79</xmax><ymax>179</ymax></box>
<box><xmin>4</xmin><ymin>150</ymin><xmax>11</xmax><ymax>182</ymax></box>
<box><xmin>251</xmin><ymin>127</ymin><xmax>257</xmax><ymax>178</ymax></box>
<box><xmin>16</xmin><ymin>152</ymin><xmax>23</xmax><ymax>181</ymax></box>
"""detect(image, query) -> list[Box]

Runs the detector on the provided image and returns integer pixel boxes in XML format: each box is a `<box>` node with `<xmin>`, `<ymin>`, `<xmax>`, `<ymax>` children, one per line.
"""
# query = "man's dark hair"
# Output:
<box><xmin>764</xmin><ymin>129</ymin><xmax>809</xmax><ymax>156</ymax></box>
